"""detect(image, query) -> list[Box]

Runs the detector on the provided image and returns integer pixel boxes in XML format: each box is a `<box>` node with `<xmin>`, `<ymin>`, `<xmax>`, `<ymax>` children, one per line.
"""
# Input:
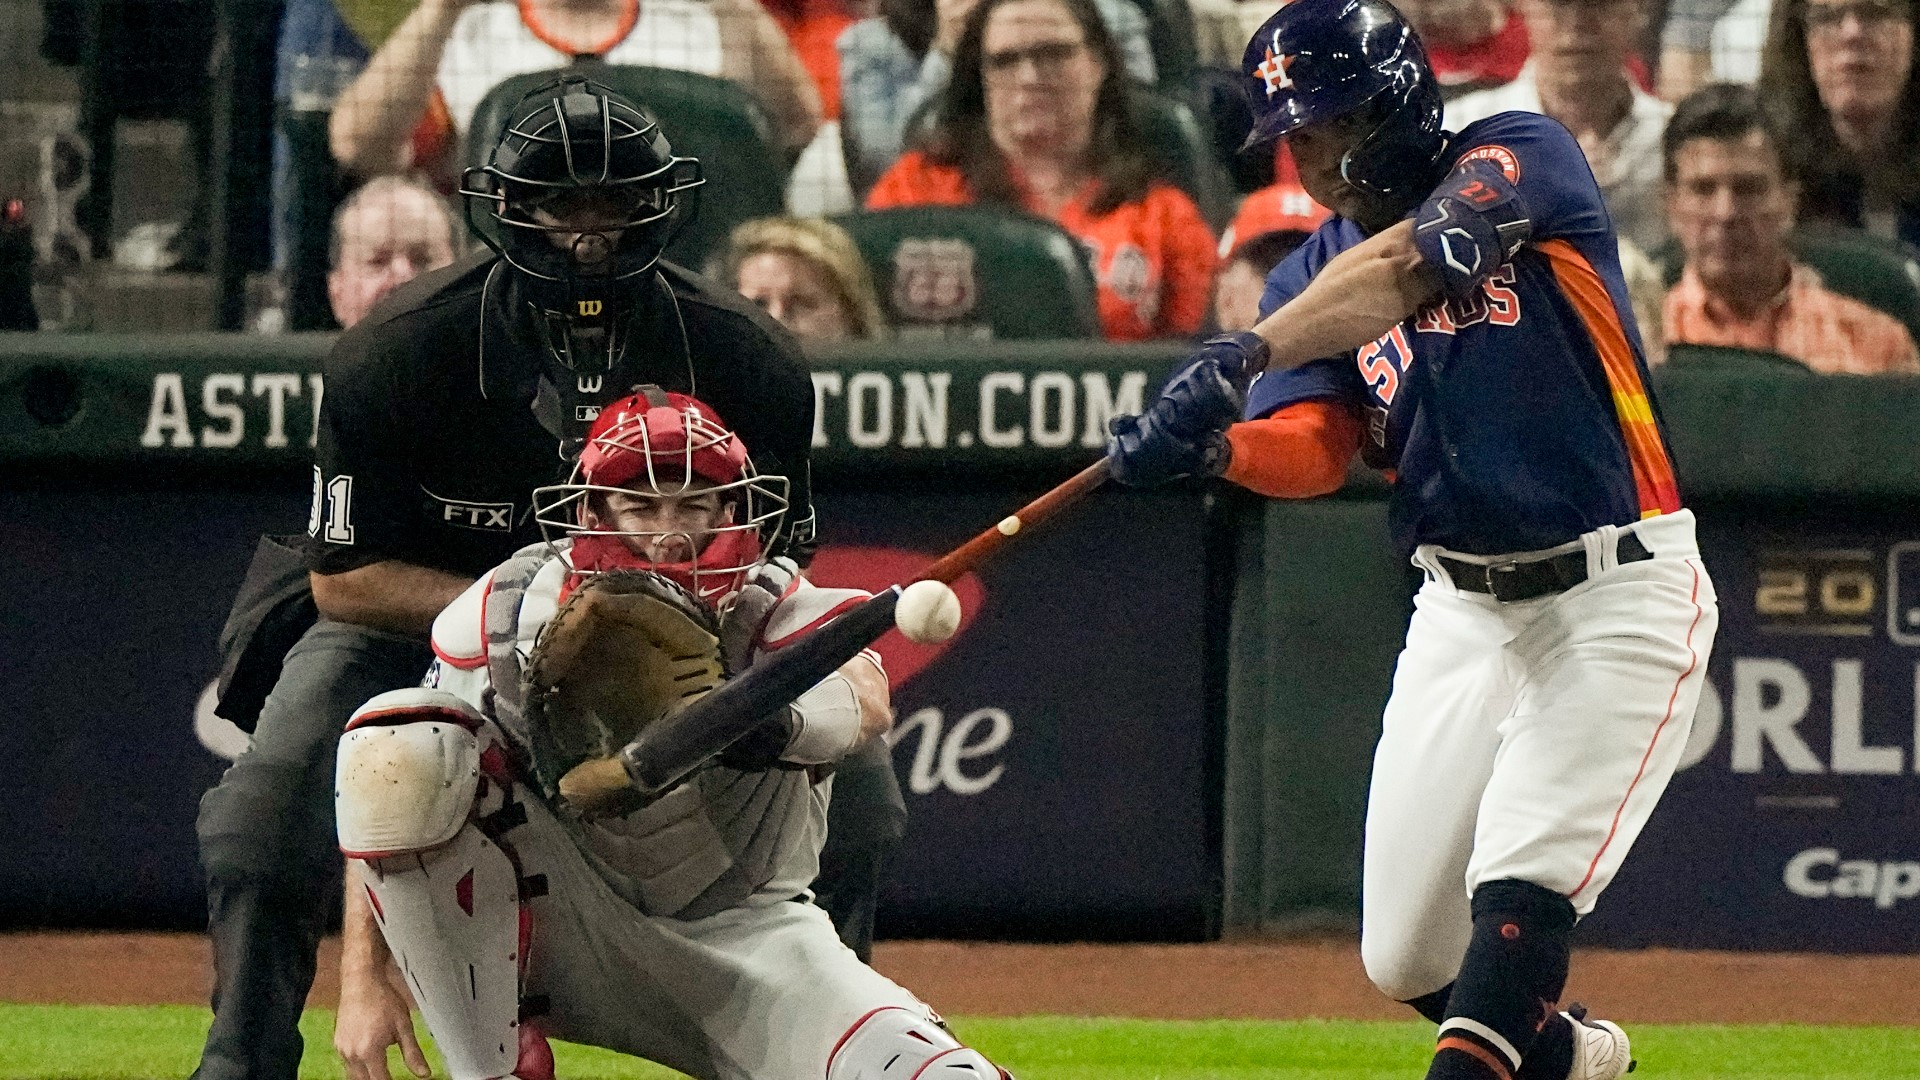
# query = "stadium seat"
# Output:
<box><xmin>1654</xmin><ymin>226</ymin><xmax>1920</xmax><ymax>346</ymax></box>
<box><xmin>1663</xmin><ymin>342</ymin><xmax>1813</xmax><ymax>370</ymax></box>
<box><xmin>832</xmin><ymin>206</ymin><xmax>1103</xmax><ymax>339</ymax></box>
<box><xmin>1134</xmin><ymin>89</ymin><xmax>1233</xmax><ymax>229</ymax></box>
<box><xmin>1190</xmin><ymin>66</ymin><xmax>1273</xmax><ymax>194</ymax></box>
<box><xmin>1788</xmin><ymin>226</ymin><xmax>1920</xmax><ymax>348</ymax></box>
<box><xmin>902</xmin><ymin>88</ymin><xmax>1231</xmax><ymax>229</ymax></box>
<box><xmin>1126</xmin><ymin>0</ymin><xmax>1198</xmax><ymax>88</ymax></box>
<box><xmin>462</xmin><ymin>64</ymin><xmax>788</xmax><ymax>271</ymax></box>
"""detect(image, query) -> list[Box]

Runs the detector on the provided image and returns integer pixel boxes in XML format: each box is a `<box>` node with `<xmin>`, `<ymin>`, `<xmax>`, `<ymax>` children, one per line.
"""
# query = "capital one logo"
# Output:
<box><xmin>1785</xmin><ymin>848</ymin><xmax>1920</xmax><ymax>909</ymax></box>
<box><xmin>892</xmin><ymin>706</ymin><xmax>1012</xmax><ymax>796</ymax></box>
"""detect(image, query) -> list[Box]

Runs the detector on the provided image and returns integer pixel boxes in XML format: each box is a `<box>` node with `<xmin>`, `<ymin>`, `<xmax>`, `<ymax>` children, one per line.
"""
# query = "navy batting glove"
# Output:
<box><xmin>1105</xmin><ymin>332</ymin><xmax>1268</xmax><ymax>488</ymax></box>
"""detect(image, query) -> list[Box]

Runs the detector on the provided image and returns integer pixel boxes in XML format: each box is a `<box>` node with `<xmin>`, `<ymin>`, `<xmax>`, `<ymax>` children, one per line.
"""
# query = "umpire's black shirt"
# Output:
<box><xmin>306</xmin><ymin>250</ymin><xmax>816</xmax><ymax>579</ymax></box>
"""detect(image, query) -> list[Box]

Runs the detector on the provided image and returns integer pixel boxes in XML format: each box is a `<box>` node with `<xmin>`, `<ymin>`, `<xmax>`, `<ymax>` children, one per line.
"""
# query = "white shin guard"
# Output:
<box><xmin>357</xmin><ymin>825</ymin><xmax>528</xmax><ymax>1080</ymax></box>
<box><xmin>827</xmin><ymin>1006</ymin><xmax>1012</xmax><ymax>1080</ymax></box>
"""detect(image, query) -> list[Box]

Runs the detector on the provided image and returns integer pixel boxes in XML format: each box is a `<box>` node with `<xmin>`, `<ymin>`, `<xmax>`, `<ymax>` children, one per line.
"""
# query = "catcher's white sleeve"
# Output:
<box><xmin>756</xmin><ymin>579</ymin><xmax>887</xmax><ymax>765</ymax></box>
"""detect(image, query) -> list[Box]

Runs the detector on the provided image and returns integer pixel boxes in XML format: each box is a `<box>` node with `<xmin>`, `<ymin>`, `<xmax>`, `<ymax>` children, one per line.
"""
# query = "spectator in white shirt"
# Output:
<box><xmin>1446</xmin><ymin>0</ymin><xmax>1674</xmax><ymax>253</ymax></box>
<box><xmin>327</xmin><ymin>176</ymin><xmax>460</xmax><ymax>328</ymax></box>
<box><xmin>330</xmin><ymin>0</ymin><xmax>821</xmax><ymax>179</ymax></box>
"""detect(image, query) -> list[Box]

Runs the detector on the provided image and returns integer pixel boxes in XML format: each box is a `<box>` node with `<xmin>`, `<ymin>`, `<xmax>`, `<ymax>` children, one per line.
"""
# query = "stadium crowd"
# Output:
<box><xmin>11</xmin><ymin>0</ymin><xmax>1920</xmax><ymax>371</ymax></box>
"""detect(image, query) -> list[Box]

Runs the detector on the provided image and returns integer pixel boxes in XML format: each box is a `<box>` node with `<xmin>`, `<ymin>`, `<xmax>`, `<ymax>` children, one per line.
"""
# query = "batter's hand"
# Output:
<box><xmin>1106</xmin><ymin>332</ymin><xmax>1267</xmax><ymax>487</ymax></box>
<box><xmin>335</xmin><ymin>962</ymin><xmax>431</xmax><ymax>1080</ymax></box>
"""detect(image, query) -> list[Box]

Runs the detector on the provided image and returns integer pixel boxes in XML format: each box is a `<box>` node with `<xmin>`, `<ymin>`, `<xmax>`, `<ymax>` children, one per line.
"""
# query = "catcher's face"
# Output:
<box><xmin>587</xmin><ymin>484</ymin><xmax>733</xmax><ymax>564</ymax></box>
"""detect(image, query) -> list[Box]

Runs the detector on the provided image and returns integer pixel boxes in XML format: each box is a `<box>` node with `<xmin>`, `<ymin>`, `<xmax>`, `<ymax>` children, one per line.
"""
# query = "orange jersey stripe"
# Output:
<box><xmin>1536</xmin><ymin>239</ymin><xmax>1681</xmax><ymax>518</ymax></box>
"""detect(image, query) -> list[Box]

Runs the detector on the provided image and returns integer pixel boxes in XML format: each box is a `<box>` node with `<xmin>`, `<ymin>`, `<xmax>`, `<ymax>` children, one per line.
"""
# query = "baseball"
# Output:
<box><xmin>895</xmin><ymin>579</ymin><xmax>963</xmax><ymax>645</ymax></box>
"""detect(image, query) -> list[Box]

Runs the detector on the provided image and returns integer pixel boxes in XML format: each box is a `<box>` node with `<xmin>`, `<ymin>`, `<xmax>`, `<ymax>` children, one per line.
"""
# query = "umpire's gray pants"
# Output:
<box><xmin>190</xmin><ymin>619</ymin><xmax>432</xmax><ymax>1080</ymax></box>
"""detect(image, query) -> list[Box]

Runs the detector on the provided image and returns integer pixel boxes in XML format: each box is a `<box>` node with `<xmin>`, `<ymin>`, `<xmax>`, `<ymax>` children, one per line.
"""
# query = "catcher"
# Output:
<box><xmin>332</xmin><ymin>388</ymin><xmax>1011</xmax><ymax>1080</ymax></box>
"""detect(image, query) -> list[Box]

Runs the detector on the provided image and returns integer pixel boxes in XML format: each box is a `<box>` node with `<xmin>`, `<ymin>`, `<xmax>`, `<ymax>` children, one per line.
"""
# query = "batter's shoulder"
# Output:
<box><xmin>1446</xmin><ymin>111</ymin><xmax>1586</xmax><ymax>174</ymax></box>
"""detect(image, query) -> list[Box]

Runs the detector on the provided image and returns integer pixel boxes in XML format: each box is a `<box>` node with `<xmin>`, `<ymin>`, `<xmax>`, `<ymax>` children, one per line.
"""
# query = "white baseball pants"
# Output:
<box><xmin>504</xmin><ymin>790</ymin><xmax>928</xmax><ymax>1080</ymax></box>
<box><xmin>1360</xmin><ymin>510</ymin><xmax>1718</xmax><ymax>1001</ymax></box>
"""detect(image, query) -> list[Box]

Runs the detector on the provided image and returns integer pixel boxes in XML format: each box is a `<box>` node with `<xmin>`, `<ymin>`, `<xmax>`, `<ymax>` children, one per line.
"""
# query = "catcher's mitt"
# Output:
<box><xmin>523</xmin><ymin>570</ymin><xmax>726</xmax><ymax>815</ymax></box>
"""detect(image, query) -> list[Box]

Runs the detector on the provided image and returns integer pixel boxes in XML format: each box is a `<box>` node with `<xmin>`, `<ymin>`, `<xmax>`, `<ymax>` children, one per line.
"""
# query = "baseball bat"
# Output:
<box><xmin>614</xmin><ymin>457</ymin><xmax>1112</xmax><ymax>798</ymax></box>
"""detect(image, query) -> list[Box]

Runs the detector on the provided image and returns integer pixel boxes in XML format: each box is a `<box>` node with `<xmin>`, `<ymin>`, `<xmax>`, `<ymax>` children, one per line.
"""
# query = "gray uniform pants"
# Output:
<box><xmin>189</xmin><ymin>619</ymin><xmax>909</xmax><ymax>1079</ymax></box>
<box><xmin>191</xmin><ymin>619</ymin><xmax>433</xmax><ymax>1080</ymax></box>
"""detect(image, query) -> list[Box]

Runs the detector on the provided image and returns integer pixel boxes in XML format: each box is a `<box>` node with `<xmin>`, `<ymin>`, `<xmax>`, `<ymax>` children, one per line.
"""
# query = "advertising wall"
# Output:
<box><xmin>0</xmin><ymin>482</ymin><xmax>1217</xmax><ymax>937</ymax></box>
<box><xmin>1580</xmin><ymin>505</ymin><xmax>1920</xmax><ymax>953</ymax></box>
<box><xmin>0</xmin><ymin>335</ymin><xmax>1219</xmax><ymax>937</ymax></box>
<box><xmin>10</xmin><ymin>336</ymin><xmax>1920</xmax><ymax>951</ymax></box>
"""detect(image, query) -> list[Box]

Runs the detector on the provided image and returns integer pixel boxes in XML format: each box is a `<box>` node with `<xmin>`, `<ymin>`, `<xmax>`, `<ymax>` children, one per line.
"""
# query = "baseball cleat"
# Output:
<box><xmin>1563</xmin><ymin>1003</ymin><xmax>1635</xmax><ymax>1080</ymax></box>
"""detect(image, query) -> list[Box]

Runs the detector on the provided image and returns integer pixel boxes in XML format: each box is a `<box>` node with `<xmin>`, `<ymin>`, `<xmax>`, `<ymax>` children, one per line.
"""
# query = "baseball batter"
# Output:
<box><xmin>1108</xmin><ymin>2</ymin><xmax>1719</xmax><ymax>1079</ymax></box>
<box><xmin>333</xmin><ymin>389</ymin><xmax>1010</xmax><ymax>1080</ymax></box>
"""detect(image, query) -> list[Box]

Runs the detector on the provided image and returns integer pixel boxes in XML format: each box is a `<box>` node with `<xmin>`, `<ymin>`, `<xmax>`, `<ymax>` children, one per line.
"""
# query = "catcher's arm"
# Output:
<box><xmin>563</xmin><ymin>459</ymin><xmax>1110</xmax><ymax>813</ymax></box>
<box><xmin>621</xmin><ymin>587</ymin><xmax>901</xmax><ymax>796</ymax></box>
<box><xmin>557</xmin><ymin>600</ymin><xmax>894</xmax><ymax>817</ymax></box>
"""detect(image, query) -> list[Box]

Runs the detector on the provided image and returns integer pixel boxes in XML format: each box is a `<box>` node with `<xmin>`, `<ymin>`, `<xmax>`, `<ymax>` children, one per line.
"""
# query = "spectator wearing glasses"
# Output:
<box><xmin>865</xmin><ymin>0</ymin><xmax>1215</xmax><ymax>341</ymax></box>
<box><xmin>1662</xmin><ymin>83</ymin><xmax>1920</xmax><ymax>372</ymax></box>
<box><xmin>1760</xmin><ymin>0</ymin><xmax>1920</xmax><ymax>248</ymax></box>
<box><xmin>836</xmin><ymin>0</ymin><xmax>1155</xmax><ymax>198</ymax></box>
<box><xmin>1446</xmin><ymin>0</ymin><xmax>1674</xmax><ymax>254</ymax></box>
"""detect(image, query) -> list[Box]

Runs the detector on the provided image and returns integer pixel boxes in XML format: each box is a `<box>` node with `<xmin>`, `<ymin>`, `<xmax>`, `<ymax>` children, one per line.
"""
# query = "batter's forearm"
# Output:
<box><xmin>310</xmin><ymin>561</ymin><xmax>474</xmax><ymax>636</ymax></box>
<box><xmin>1253</xmin><ymin>221</ymin><xmax>1442</xmax><ymax>371</ymax></box>
<box><xmin>329</xmin><ymin>0</ymin><xmax>468</xmax><ymax>175</ymax></box>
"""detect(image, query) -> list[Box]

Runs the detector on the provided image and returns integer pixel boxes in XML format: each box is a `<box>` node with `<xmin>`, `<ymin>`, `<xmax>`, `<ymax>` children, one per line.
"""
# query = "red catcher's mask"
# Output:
<box><xmin>532</xmin><ymin>387</ymin><xmax>790</xmax><ymax>604</ymax></box>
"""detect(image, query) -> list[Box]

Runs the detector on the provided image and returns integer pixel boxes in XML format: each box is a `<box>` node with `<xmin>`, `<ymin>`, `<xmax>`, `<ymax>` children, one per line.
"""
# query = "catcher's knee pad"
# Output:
<box><xmin>827</xmin><ymin>1006</ymin><xmax>1013</xmax><ymax>1079</ymax></box>
<box><xmin>336</xmin><ymin>688</ymin><xmax>485</xmax><ymax>857</ymax></box>
<box><xmin>358</xmin><ymin>822</ymin><xmax>537</xmax><ymax>1080</ymax></box>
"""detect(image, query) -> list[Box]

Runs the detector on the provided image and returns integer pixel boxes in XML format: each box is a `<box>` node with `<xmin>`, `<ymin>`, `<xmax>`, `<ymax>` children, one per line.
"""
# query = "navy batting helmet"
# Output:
<box><xmin>1241</xmin><ymin>0</ymin><xmax>1444</xmax><ymax>205</ymax></box>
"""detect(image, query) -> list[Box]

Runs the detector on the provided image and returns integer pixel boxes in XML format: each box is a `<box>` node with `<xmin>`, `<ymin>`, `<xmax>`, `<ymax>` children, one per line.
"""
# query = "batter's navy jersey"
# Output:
<box><xmin>1246</xmin><ymin>112</ymin><xmax>1682</xmax><ymax>557</ymax></box>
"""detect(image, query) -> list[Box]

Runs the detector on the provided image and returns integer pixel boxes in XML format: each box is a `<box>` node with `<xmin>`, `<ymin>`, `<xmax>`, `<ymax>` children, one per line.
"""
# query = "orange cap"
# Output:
<box><xmin>1219</xmin><ymin>182</ymin><xmax>1331</xmax><ymax>261</ymax></box>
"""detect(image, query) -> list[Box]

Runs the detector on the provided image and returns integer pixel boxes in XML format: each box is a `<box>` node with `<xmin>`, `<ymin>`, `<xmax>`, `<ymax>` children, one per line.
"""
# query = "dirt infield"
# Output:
<box><xmin>3</xmin><ymin>932</ymin><xmax>1918</xmax><ymax>1026</ymax></box>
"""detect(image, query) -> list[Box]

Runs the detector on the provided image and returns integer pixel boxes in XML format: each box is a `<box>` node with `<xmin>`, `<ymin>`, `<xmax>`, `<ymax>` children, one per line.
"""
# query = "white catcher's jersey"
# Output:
<box><xmin>425</xmin><ymin>544</ymin><xmax>878</xmax><ymax>917</ymax></box>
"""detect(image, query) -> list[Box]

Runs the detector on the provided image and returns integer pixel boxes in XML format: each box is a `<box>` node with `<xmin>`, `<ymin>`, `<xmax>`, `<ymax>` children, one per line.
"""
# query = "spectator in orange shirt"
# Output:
<box><xmin>864</xmin><ymin>0</ymin><xmax>1216</xmax><ymax>341</ymax></box>
<box><xmin>761</xmin><ymin>0</ymin><xmax>862</xmax><ymax>117</ymax></box>
<box><xmin>1662</xmin><ymin>83</ymin><xmax>1920</xmax><ymax>373</ymax></box>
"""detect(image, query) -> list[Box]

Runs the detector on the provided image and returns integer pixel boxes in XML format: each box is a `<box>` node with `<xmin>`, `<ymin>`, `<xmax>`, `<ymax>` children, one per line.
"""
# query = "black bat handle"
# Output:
<box><xmin>618</xmin><ymin>587</ymin><xmax>902</xmax><ymax>796</ymax></box>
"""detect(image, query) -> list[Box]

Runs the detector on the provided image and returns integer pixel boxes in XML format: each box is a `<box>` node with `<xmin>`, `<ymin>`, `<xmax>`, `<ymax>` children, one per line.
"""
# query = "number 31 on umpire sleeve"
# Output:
<box><xmin>308</xmin><ymin>466</ymin><xmax>356</xmax><ymax>544</ymax></box>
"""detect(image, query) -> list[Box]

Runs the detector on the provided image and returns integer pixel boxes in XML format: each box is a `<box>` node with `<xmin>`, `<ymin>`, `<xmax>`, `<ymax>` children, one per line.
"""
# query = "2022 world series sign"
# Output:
<box><xmin>1581</xmin><ymin>506</ymin><xmax>1920</xmax><ymax>953</ymax></box>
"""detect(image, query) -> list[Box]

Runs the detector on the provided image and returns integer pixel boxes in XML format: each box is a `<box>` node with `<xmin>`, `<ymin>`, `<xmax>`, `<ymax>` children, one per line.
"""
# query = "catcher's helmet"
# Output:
<box><xmin>461</xmin><ymin>75</ymin><xmax>705</xmax><ymax>373</ymax></box>
<box><xmin>1241</xmin><ymin>0</ymin><xmax>1445</xmax><ymax>207</ymax></box>
<box><xmin>533</xmin><ymin>387</ymin><xmax>789</xmax><ymax>603</ymax></box>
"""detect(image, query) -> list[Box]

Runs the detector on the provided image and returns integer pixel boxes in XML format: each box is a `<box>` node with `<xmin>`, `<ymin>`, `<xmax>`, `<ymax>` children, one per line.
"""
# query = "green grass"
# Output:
<box><xmin>0</xmin><ymin>1006</ymin><xmax>1914</xmax><ymax>1079</ymax></box>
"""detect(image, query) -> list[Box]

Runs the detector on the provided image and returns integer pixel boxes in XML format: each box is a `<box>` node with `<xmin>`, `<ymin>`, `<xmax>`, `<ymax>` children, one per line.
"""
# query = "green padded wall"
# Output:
<box><xmin>1223</xmin><ymin>494</ymin><xmax>1406</xmax><ymax>932</ymax></box>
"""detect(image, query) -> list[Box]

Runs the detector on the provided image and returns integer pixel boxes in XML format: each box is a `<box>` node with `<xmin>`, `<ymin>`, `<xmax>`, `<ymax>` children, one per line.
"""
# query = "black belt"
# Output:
<box><xmin>1437</xmin><ymin>532</ymin><xmax>1653</xmax><ymax>603</ymax></box>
